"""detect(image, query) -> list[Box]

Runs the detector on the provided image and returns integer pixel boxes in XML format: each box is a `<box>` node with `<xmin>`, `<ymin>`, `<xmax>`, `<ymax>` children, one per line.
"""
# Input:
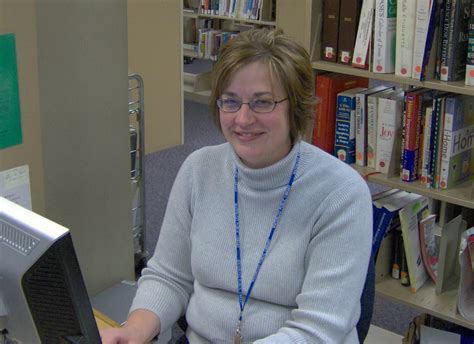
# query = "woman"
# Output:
<box><xmin>101</xmin><ymin>29</ymin><xmax>372</xmax><ymax>343</ymax></box>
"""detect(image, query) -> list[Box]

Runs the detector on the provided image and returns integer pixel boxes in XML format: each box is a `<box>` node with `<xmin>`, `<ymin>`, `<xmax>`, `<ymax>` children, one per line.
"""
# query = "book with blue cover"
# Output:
<box><xmin>335</xmin><ymin>87</ymin><xmax>366</xmax><ymax>164</ymax></box>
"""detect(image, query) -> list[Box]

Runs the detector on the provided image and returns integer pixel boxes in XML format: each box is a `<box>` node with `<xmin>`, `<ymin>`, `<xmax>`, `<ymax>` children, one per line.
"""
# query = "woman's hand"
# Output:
<box><xmin>100</xmin><ymin>324</ymin><xmax>147</xmax><ymax>344</ymax></box>
<box><xmin>100</xmin><ymin>309</ymin><xmax>161</xmax><ymax>344</ymax></box>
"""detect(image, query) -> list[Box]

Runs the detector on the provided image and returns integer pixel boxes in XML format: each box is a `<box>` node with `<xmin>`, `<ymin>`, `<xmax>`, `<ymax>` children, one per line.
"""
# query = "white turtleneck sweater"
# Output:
<box><xmin>130</xmin><ymin>141</ymin><xmax>373</xmax><ymax>343</ymax></box>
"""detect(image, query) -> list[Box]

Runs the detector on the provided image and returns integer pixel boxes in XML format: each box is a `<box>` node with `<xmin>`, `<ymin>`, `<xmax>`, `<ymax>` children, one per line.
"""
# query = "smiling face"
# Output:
<box><xmin>219</xmin><ymin>60</ymin><xmax>291</xmax><ymax>169</ymax></box>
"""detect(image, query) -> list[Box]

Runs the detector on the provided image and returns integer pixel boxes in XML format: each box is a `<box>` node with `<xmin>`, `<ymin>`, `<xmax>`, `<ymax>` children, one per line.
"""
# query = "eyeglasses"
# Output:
<box><xmin>216</xmin><ymin>97</ymin><xmax>288</xmax><ymax>113</ymax></box>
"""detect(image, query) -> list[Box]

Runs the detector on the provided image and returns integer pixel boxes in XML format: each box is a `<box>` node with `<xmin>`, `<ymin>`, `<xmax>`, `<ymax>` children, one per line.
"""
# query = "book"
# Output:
<box><xmin>428</xmin><ymin>94</ymin><xmax>450</xmax><ymax>188</ymax></box>
<box><xmin>372</xmin><ymin>0</ymin><xmax>397</xmax><ymax>73</ymax></box>
<box><xmin>433</xmin><ymin>95</ymin><xmax>451</xmax><ymax>188</ymax></box>
<box><xmin>355</xmin><ymin>85</ymin><xmax>393</xmax><ymax>166</ymax></box>
<box><xmin>457</xmin><ymin>227</ymin><xmax>474</xmax><ymax>322</ymax></box>
<box><xmin>418</xmin><ymin>213</ymin><xmax>438</xmax><ymax>283</ymax></box>
<box><xmin>465</xmin><ymin>0</ymin><xmax>474</xmax><ymax>85</ymax></box>
<box><xmin>376</xmin><ymin>90</ymin><xmax>404</xmax><ymax>175</ymax></box>
<box><xmin>367</xmin><ymin>88</ymin><xmax>395</xmax><ymax>168</ymax></box>
<box><xmin>438</xmin><ymin>0</ymin><xmax>453</xmax><ymax>79</ymax></box>
<box><xmin>334</xmin><ymin>87</ymin><xmax>367</xmax><ymax>163</ymax></box>
<box><xmin>372</xmin><ymin>190</ymin><xmax>420</xmax><ymax>260</ymax></box>
<box><xmin>439</xmin><ymin>95</ymin><xmax>474</xmax><ymax>189</ymax></box>
<box><xmin>321</xmin><ymin>0</ymin><xmax>341</xmax><ymax>62</ymax></box>
<box><xmin>312</xmin><ymin>74</ymin><xmax>369</xmax><ymax>154</ymax></box>
<box><xmin>411</xmin><ymin>0</ymin><xmax>439</xmax><ymax>80</ymax></box>
<box><xmin>337</xmin><ymin>0</ymin><xmax>362</xmax><ymax>64</ymax></box>
<box><xmin>400</xmin><ymin>89</ymin><xmax>432</xmax><ymax>182</ymax></box>
<box><xmin>439</xmin><ymin>0</ymin><xmax>471</xmax><ymax>82</ymax></box>
<box><xmin>420</xmin><ymin>106</ymin><xmax>434</xmax><ymax>185</ymax></box>
<box><xmin>395</xmin><ymin>0</ymin><xmax>418</xmax><ymax>77</ymax></box>
<box><xmin>399</xmin><ymin>194</ymin><xmax>431</xmax><ymax>293</ymax></box>
<box><xmin>352</xmin><ymin>0</ymin><xmax>375</xmax><ymax>69</ymax></box>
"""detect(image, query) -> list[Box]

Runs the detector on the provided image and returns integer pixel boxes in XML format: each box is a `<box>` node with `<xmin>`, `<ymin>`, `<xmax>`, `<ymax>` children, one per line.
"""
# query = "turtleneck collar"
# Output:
<box><xmin>228</xmin><ymin>141</ymin><xmax>301</xmax><ymax>191</ymax></box>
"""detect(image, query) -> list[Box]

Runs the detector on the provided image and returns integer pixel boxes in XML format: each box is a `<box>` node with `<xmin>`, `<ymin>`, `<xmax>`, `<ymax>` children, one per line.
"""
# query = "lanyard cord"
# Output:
<box><xmin>233</xmin><ymin>150</ymin><xmax>301</xmax><ymax>323</ymax></box>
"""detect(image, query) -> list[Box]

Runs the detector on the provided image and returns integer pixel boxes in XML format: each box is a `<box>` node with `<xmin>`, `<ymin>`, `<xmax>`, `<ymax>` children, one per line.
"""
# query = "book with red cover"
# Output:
<box><xmin>312</xmin><ymin>73</ymin><xmax>369</xmax><ymax>154</ymax></box>
<box><xmin>321</xmin><ymin>0</ymin><xmax>342</xmax><ymax>62</ymax></box>
<box><xmin>400</xmin><ymin>89</ymin><xmax>432</xmax><ymax>182</ymax></box>
<box><xmin>337</xmin><ymin>0</ymin><xmax>362</xmax><ymax>64</ymax></box>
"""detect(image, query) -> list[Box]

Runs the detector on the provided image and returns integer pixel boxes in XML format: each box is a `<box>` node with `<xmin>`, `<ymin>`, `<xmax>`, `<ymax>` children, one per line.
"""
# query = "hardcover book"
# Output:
<box><xmin>376</xmin><ymin>90</ymin><xmax>404</xmax><ymax>175</ymax></box>
<box><xmin>401</xmin><ymin>89</ymin><xmax>433</xmax><ymax>182</ymax></box>
<box><xmin>439</xmin><ymin>95</ymin><xmax>474</xmax><ymax>189</ymax></box>
<box><xmin>439</xmin><ymin>0</ymin><xmax>471</xmax><ymax>82</ymax></box>
<box><xmin>352</xmin><ymin>0</ymin><xmax>375</xmax><ymax>69</ymax></box>
<box><xmin>335</xmin><ymin>87</ymin><xmax>367</xmax><ymax>164</ymax></box>
<box><xmin>395</xmin><ymin>0</ymin><xmax>417</xmax><ymax>77</ymax></box>
<box><xmin>465</xmin><ymin>0</ymin><xmax>474</xmax><ymax>85</ymax></box>
<box><xmin>337</xmin><ymin>0</ymin><xmax>362</xmax><ymax>64</ymax></box>
<box><xmin>399</xmin><ymin>195</ymin><xmax>431</xmax><ymax>293</ymax></box>
<box><xmin>420</xmin><ymin>106</ymin><xmax>434</xmax><ymax>186</ymax></box>
<box><xmin>321</xmin><ymin>0</ymin><xmax>341</xmax><ymax>62</ymax></box>
<box><xmin>412</xmin><ymin>0</ymin><xmax>439</xmax><ymax>80</ymax></box>
<box><xmin>313</xmin><ymin>74</ymin><xmax>369</xmax><ymax>154</ymax></box>
<box><xmin>367</xmin><ymin>88</ymin><xmax>395</xmax><ymax>168</ymax></box>
<box><xmin>372</xmin><ymin>0</ymin><xmax>397</xmax><ymax>73</ymax></box>
<box><xmin>355</xmin><ymin>85</ymin><xmax>393</xmax><ymax>166</ymax></box>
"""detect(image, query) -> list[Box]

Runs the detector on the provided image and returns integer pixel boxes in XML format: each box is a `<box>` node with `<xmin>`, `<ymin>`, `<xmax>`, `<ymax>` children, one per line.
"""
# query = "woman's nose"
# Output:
<box><xmin>235</xmin><ymin>103</ymin><xmax>256</xmax><ymax>125</ymax></box>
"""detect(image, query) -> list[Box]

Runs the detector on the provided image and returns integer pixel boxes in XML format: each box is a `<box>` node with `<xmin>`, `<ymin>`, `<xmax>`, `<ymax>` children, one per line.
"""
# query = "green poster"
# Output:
<box><xmin>0</xmin><ymin>33</ymin><xmax>22</xmax><ymax>149</ymax></box>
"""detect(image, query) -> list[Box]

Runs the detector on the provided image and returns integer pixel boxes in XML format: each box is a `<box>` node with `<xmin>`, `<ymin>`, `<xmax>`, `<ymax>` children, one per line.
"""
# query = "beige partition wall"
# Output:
<box><xmin>128</xmin><ymin>0</ymin><xmax>183</xmax><ymax>153</ymax></box>
<box><xmin>1</xmin><ymin>0</ymin><xmax>135</xmax><ymax>296</ymax></box>
<box><xmin>0</xmin><ymin>0</ymin><xmax>45</xmax><ymax>214</ymax></box>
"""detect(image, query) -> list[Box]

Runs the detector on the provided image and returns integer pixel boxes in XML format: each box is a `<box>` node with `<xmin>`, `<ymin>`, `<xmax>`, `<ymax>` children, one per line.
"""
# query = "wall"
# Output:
<box><xmin>0</xmin><ymin>0</ymin><xmax>135</xmax><ymax>296</ymax></box>
<box><xmin>0</xmin><ymin>0</ymin><xmax>45</xmax><ymax>214</ymax></box>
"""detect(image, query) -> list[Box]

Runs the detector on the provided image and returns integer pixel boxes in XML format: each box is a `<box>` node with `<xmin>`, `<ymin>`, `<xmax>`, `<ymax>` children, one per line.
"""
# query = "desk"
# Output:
<box><xmin>94</xmin><ymin>309</ymin><xmax>119</xmax><ymax>330</ymax></box>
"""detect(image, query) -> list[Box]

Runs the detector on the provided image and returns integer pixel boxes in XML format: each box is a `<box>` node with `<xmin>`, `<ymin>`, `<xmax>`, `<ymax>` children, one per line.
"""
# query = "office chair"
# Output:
<box><xmin>176</xmin><ymin>255</ymin><xmax>376</xmax><ymax>343</ymax></box>
<box><xmin>356</xmin><ymin>253</ymin><xmax>375</xmax><ymax>343</ymax></box>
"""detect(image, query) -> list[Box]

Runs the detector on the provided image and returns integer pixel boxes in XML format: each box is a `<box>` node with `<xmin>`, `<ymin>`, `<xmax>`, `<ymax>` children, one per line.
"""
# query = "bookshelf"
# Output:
<box><xmin>182</xmin><ymin>0</ymin><xmax>317</xmax><ymax>100</ymax></box>
<box><xmin>311</xmin><ymin>0</ymin><xmax>474</xmax><ymax>331</ymax></box>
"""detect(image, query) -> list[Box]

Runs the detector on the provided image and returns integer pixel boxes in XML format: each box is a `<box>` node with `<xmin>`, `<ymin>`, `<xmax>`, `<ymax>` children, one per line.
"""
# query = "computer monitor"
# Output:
<box><xmin>0</xmin><ymin>196</ymin><xmax>101</xmax><ymax>343</ymax></box>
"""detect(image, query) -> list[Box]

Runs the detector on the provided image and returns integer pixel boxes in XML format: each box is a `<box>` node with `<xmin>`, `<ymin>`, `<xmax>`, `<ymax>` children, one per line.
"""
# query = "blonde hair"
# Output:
<box><xmin>210</xmin><ymin>28</ymin><xmax>316</xmax><ymax>142</ymax></box>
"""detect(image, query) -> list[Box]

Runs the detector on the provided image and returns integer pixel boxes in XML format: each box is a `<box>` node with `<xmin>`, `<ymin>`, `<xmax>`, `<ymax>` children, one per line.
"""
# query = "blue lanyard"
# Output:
<box><xmin>233</xmin><ymin>149</ymin><xmax>301</xmax><ymax>330</ymax></box>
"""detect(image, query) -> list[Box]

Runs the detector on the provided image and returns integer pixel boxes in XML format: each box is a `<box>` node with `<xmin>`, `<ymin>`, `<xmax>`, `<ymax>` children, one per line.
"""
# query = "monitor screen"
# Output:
<box><xmin>0</xmin><ymin>196</ymin><xmax>101</xmax><ymax>343</ymax></box>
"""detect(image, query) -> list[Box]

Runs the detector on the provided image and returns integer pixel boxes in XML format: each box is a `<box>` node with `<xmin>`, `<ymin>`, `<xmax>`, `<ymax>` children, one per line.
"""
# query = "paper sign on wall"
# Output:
<box><xmin>0</xmin><ymin>33</ymin><xmax>22</xmax><ymax>149</ymax></box>
<box><xmin>0</xmin><ymin>165</ymin><xmax>31</xmax><ymax>210</ymax></box>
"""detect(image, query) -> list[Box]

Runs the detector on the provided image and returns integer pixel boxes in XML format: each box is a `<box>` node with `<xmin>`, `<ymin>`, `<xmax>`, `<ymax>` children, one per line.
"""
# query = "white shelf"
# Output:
<box><xmin>351</xmin><ymin>165</ymin><xmax>474</xmax><ymax>209</ymax></box>
<box><xmin>376</xmin><ymin>277</ymin><xmax>473</xmax><ymax>330</ymax></box>
<box><xmin>312</xmin><ymin>60</ymin><xmax>474</xmax><ymax>97</ymax></box>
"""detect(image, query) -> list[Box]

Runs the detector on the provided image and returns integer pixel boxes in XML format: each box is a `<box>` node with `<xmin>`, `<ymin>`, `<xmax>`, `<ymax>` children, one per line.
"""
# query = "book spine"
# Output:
<box><xmin>338</xmin><ymin>0</ymin><xmax>361</xmax><ymax>64</ymax></box>
<box><xmin>355</xmin><ymin>92</ymin><xmax>367</xmax><ymax>166</ymax></box>
<box><xmin>376</xmin><ymin>95</ymin><xmax>403</xmax><ymax>174</ymax></box>
<box><xmin>465</xmin><ymin>1</ymin><xmax>474</xmax><ymax>85</ymax></box>
<box><xmin>335</xmin><ymin>94</ymin><xmax>357</xmax><ymax>164</ymax></box>
<box><xmin>401</xmin><ymin>93</ymin><xmax>421</xmax><ymax>181</ymax></box>
<box><xmin>367</xmin><ymin>95</ymin><xmax>378</xmax><ymax>168</ymax></box>
<box><xmin>427</xmin><ymin>97</ymin><xmax>441</xmax><ymax>187</ymax></box>
<box><xmin>321</xmin><ymin>0</ymin><xmax>342</xmax><ymax>62</ymax></box>
<box><xmin>313</xmin><ymin>75</ymin><xmax>332</xmax><ymax>153</ymax></box>
<box><xmin>439</xmin><ymin>0</ymin><xmax>453</xmax><ymax>80</ymax></box>
<box><xmin>448</xmin><ymin>0</ymin><xmax>471</xmax><ymax>81</ymax></box>
<box><xmin>372</xmin><ymin>207</ymin><xmax>395</xmax><ymax>258</ymax></box>
<box><xmin>433</xmin><ymin>97</ymin><xmax>447</xmax><ymax>188</ymax></box>
<box><xmin>352</xmin><ymin>0</ymin><xmax>375</xmax><ymax>69</ymax></box>
<box><xmin>412</xmin><ymin>0</ymin><xmax>437</xmax><ymax>80</ymax></box>
<box><xmin>439</xmin><ymin>97</ymin><xmax>456</xmax><ymax>189</ymax></box>
<box><xmin>420</xmin><ymin>106</ymin><xmax>434</xmax><ymax>186</ymax></box>
<box><xmin>373</xmin><ymin>0</ymin><xmax>397</xmax><ymax>73</ymax></box>
<box><xmin>395</xmin><ymin>0</ymin><xmax>417</xmax><ymax>76</ymax></box>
